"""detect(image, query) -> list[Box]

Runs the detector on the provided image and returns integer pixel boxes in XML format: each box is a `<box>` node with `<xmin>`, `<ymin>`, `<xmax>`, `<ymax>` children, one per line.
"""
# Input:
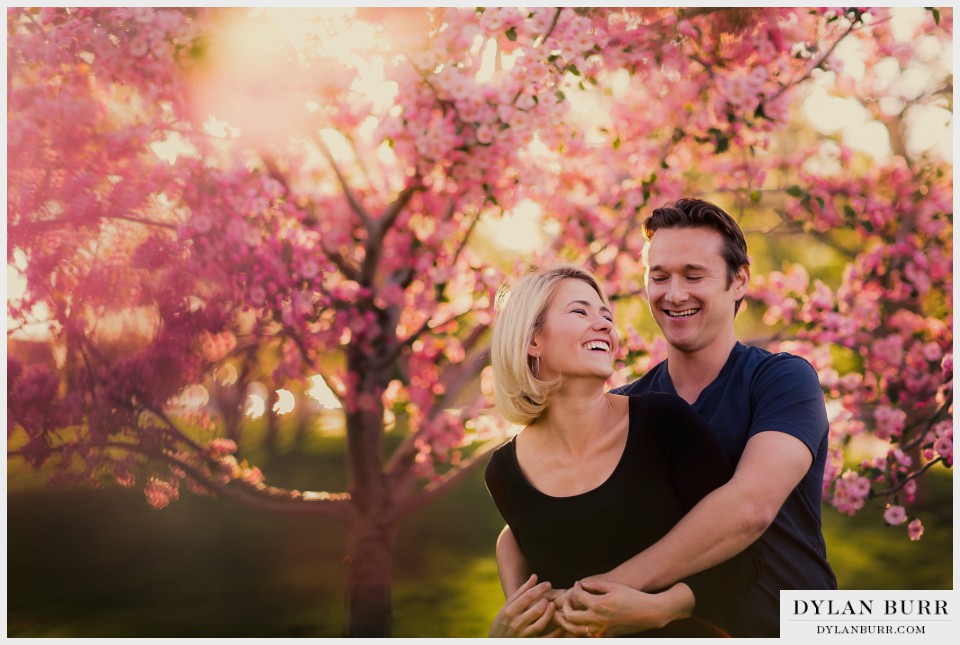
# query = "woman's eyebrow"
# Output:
<box><xmin>567</xmin><ymin>299</ymin><xmax>613</xmax><ymax>316</ymax></box>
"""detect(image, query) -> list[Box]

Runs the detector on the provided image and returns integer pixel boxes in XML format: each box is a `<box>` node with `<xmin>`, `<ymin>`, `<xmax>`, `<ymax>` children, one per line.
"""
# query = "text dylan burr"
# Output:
<box><xmin>793</xmin><ymin>600</ymin><xmax>948</xmax><ymax>616</ymax></box>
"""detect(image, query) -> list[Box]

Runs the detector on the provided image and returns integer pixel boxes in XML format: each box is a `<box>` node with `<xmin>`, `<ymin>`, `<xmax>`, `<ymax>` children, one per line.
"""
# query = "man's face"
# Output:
<box><xmin>644</xmin><ymin>227</ymin><xmax>747</xmax><ymax>355</ymax></box>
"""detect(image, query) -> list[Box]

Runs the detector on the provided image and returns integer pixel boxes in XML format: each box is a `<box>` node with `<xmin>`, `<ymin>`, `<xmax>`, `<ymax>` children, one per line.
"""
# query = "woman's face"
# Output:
<box><xmin>531</xmin><ymin>278</ymin><xmax>619</xmax><ymax>382</ymax></box>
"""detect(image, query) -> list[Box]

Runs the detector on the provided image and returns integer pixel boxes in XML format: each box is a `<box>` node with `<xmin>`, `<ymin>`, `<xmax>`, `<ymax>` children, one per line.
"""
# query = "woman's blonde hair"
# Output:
<box><xmin>491</xmin><ymin>263</ymin><xmax>610</xmax><ymax>426</ymax></box>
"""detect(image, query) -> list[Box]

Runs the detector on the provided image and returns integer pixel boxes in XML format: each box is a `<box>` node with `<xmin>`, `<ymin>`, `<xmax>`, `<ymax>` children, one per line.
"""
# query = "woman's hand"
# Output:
<box><xmin>554</xmin><ymin>580</ymin><xmax>694</xmax><ymax>637</ymax></box>
<box><xmin>489</xmin><ymin>574</ymin><xmax>565</xmax><ymax>637</ymax></box>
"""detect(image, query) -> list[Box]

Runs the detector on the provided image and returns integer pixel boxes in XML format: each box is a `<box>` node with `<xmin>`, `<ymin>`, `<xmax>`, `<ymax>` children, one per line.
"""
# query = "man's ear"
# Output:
<box><xmin>733</xmin><ymin>265</ymin><xmax>750</xmax><ymax>298</ymax></box>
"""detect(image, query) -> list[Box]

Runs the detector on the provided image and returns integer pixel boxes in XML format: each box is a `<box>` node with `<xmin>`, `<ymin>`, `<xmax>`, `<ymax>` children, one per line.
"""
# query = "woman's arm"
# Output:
<box><xmin>496</xmin><ymin>525</ymin><xmax>532</xmax><ymax>597</ymax></box>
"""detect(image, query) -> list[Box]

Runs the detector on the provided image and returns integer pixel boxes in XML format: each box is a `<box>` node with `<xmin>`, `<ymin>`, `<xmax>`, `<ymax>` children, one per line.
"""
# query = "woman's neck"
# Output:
<box><xmin>533</xmin><ymin>380</ymin><xmax>616</xmax><ymax>454</ymax></box>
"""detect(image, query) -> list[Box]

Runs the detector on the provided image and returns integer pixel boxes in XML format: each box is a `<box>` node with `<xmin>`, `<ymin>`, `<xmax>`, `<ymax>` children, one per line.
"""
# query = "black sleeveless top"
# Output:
<box><xmin>484</xmin><ymin>392</ymin><xmax>763</xmax><ymax>636</ymax></box>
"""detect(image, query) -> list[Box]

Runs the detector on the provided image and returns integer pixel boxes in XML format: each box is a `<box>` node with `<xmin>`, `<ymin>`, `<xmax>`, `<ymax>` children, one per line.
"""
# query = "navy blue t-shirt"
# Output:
<box><xmin>613</xmin><ymin>342</ymin><xmax>837</xmax><ymax>637</ymax></box>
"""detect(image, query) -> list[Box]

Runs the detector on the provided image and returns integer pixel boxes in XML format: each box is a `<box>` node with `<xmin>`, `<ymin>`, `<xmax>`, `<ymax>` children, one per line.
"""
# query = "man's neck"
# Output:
<box><xmin>666</xmin><ymin>336</ymin><xmax>738</xmax><ymax>405</ymax></box>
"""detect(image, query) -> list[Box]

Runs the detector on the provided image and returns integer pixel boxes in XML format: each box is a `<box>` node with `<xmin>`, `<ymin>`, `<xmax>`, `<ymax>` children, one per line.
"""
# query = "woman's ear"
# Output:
<box><xmin>528</xmin><ymin>334</ymin><xmax>541</xmax><ymax>358</ymax></box>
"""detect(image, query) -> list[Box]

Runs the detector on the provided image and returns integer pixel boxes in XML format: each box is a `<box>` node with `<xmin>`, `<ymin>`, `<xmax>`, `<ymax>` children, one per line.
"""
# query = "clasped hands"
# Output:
<box><xmin>489</xmin><ymin>574</ymin><xmax>669</xmax><ymax>638</ymax></box>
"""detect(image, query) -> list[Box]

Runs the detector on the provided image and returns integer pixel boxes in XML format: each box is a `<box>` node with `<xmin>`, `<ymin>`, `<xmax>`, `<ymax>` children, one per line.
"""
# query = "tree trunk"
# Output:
<box><xmin>346</xmin><ymin>514</ymin><xmax>397</xmax><ymax>637</ymax></box>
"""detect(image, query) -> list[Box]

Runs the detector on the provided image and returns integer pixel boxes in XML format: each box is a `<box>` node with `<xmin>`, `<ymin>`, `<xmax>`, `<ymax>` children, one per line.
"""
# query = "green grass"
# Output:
<box><xmin>6</xmin><ymin>443</ymin><xmax>952</xmax><ymax>637</ymax></box>
<box><xmin>821</xmin><ymin>464</ymin><xmax>952</xmax><ymax>590</ymax></box>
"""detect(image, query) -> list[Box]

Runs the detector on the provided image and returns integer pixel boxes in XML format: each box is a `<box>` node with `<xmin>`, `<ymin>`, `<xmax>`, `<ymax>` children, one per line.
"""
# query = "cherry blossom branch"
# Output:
<box><xmin>16</xmin><ymin>214</ymin><xmax>179</xmax><ymax>232</ymax></box>
<box><xmin>313</xmin><ymin>133</ymin><xmax>373</xmax><ymax>228</ymax></box>
<box><xmin>901</xmin><ymin>393</ymin><xmax>953</xmax><ymax>451</ymax></box>
<box><xmin>256</xmin><ymin>154</ymin><xmax>361</xmax><ymax>283</ymax></box>
<box><xmin>319</xmin><ymin>240</ymin><xmax>362</xmax><ymax>282</ymax></box>
<box><xmin>534</xmin><ymin>8</ymin><xmax>563</xmax><ymax>47</ymax></box>
<box><xmin>362</xmin><ymin>182</ymin><xmax>422</xmax><ymax>285</ymax></box>
<box><xmin>449</xmin><ymin>208</ymin><xmax>482</xmax><ymax>267</ymax></box>
<box><xmin>432</xmin><ymin>340</ymin><xmax>489</xmax><ymax>412</ymax></box>
<box><xmin>11</xmin><ymin>441</ymin><xmax>353</xmax><ymax>519</ymax></box>
<box><xmin>144</xmin><ymin>404</ymin><xmax>208</xmax><ymax>453</ymax></box>
<box><xmin>376</xmin><ymin>308</ymin><xmax>477</xmax><ymax>370</ymax></box>
<box><xmin>769</xmin><ymin>20</ymin><xmax>858</xmax><ymax>103</ymax></box>
<box><xmin>343</xmin><ymin>131</ymin><xmax>378</xmax><ymax>194</ymax></box>
<box><xmin>387</xmin><ymin>438</ymin><xmax>502</xmax><ymax>522</ymax></box>
<box><xmin>869</xmin><ymin>457</ymin><xmax>947</xmax><ymax>498</ymax></box>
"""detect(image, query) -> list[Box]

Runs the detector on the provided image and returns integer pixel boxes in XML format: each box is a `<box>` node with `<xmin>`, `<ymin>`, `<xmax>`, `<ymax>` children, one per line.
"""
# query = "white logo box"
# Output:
<box><xmin>780</xmin><ymin>590</ymin><xmax>958</xmax><ymax>643</ymax></box>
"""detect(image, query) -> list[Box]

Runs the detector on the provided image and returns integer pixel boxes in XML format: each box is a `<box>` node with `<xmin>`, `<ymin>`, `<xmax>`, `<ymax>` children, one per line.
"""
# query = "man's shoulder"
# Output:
<box><xmin>737</xmin><ymin>343</ymin><xmax>819</xmax><ymax>380</ymax></box>
<box><xmin>611</xmin><ymin>361</ymin><xmax>667</xmax><ymax>396</ymax></box>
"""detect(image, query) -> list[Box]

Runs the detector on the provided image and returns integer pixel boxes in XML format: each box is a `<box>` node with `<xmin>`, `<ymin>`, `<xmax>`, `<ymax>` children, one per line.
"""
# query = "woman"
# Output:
<box><xmin>484</xmin><ymin>264</ymin><xmax>761</xmax><ymax>637</ymax></box>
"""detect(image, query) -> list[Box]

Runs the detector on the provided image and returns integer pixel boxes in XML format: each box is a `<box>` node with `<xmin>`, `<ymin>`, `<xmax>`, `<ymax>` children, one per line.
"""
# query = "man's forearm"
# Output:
<box><xmin>604</xmin><ymin>483</ymin><xmax>771</xmax><ymax>591</ymax></box>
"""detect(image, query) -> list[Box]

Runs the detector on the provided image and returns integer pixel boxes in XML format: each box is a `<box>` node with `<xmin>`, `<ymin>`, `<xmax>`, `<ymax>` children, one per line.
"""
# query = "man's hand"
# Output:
<box><xmin>554</xmin><ymin>580</ymin><xmax>694</xmax><ymax>637</ymax></box>
<box><xmin>489</xmin><ymin>574</ymin><xmax>565</xmax><ymax>637</ymax></box>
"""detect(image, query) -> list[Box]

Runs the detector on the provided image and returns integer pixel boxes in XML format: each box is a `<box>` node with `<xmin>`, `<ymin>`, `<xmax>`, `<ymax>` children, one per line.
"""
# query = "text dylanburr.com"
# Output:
<box><xmin>781</xmin><ymin>590</ymin><xmax>957</xmax><ymax>642</ymax></box>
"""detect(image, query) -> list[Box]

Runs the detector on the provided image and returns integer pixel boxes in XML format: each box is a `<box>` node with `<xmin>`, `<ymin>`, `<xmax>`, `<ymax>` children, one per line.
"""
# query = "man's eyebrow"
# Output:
<box><xmin>648</xmin><ymin>263</ymin><xmax>710</xmax><ymax>272</ymax></box>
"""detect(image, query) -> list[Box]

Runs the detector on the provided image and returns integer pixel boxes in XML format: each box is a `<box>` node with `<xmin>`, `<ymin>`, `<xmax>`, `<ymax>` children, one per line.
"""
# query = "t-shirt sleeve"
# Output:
<box><xmin>484</xmin><ymin>442</ymin><xmax>519</xmax><ymax>535</ymax></box>
<box><xmin>643</xmin><ymin>394</ymin><xmax>765</xmax><ymax>620</ymax></box>
<box><xmin>748</xmin><ymin>354</ymin><xmax>829</xmax><ymax>457</ymax></box>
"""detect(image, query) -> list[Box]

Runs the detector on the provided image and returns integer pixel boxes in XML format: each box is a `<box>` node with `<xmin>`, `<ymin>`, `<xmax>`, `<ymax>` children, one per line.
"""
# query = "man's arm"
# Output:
<box><xmin>593</xmin><ymin>431</ymin><xmax>812</xmax><ymax>591</ymax></box>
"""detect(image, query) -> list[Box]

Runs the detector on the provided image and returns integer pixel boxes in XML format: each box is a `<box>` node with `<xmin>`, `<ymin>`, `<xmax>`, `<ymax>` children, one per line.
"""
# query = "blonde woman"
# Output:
<box><xmin>485</xmin><ymin>264</ymin><xmax>761</xmax><ymax>637</ymax></box>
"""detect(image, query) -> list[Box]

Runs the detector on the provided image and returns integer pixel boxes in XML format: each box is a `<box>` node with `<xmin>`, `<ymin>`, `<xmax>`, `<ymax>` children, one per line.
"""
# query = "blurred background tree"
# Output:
<box><xmin>7</xmin><ymin>6</ymin><xmax>952</xmax><ymax>637</ymax></box>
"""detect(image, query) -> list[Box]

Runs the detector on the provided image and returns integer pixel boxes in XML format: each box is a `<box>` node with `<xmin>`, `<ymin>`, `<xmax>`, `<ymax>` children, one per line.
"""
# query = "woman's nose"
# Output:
<box><xmin>593</xmin><ymin>316</ymin><xmax>611</xmax><ymax>330</ymax></box>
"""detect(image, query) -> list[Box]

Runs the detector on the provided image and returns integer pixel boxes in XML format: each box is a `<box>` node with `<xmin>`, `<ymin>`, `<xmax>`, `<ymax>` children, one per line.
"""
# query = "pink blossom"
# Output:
<box><xmin>209</xmin><ymin>438</ymin><xmax>238</xmax><ymax>456</ymax></box>
<box><xmin>922</xmin><ymin>342</ymin><xmax>942</xmax><ymax>363</ymax></box>
<box><xmin>883</xmin><ymin>505</ymin><xmax>907</xmax><ymax>526</ymax></box>
<box><xmin>144</xmin><ymin>478</ymin><xmax>179</xmax><ymax>510</ymax></box>
<box><xmin>874</xmin><ymin>405</ymin><xmax>906</xmax><ymax>440</ymax></box>
<box><xmin>242</xmin><ymin>466</ymin><xmax>264</xmax><ymax>486</ymax></box>
<box><xmin>908</xmin><ymin>518</ymin><xmax>924</xmax><ymax>541</ymax></box>
<box><xmin>129</xmin><ymin>36</ymin><xmax>150</xmax><ymax>58</ymax></box>
<box><xmin>934</xmin><ymin>435</ymin><xmax>952</xmax><ymax>460</ymax></box>
<box><xmin>677</xmin><ymin>20</ymin><xmax>698</xmax><ymax>39</ymax></box>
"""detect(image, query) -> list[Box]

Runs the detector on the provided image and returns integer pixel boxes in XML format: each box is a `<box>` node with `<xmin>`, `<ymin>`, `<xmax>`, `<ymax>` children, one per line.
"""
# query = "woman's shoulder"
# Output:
<box><xmin>617</xmin><ymin>391</ymin><xmax>694</xmax><ymax>415</ymax></box>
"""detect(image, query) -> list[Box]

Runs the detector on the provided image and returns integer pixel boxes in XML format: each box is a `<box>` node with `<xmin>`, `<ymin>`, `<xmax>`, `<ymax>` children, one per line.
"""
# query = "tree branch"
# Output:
<box><xmin>313</xmin><ymin>132</ymin><xmax>373</xmax><ymax>228</ymax></box>
<box><xmin>387</xmin><ymin>438</ymin><xmax>502</xmax><ymax>521</ymax></box>
<box><xmin>10</xmin><ymin>441</ymin><xmax>354</xmax><ymax>520</ymax></box>
<box><xmin>769</xmin><ymin>20</ymin><xmax>858</xmax><ymax>103</ymax></box>
<box><xmin>361</xmin><ymin>182</ymin><xmax>423</xmax><ymax>285</ymax></box>
<box><xmin>869</xmin><ymin>457</ymin><xmax>947</xmax><ymax>498</ymax></box>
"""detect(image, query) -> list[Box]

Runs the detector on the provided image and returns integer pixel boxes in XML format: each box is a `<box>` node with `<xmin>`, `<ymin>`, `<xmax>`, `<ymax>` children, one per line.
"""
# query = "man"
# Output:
<box><xmin>493</xmin><ymin>198</ymin><xmax>836</xmax><ymax>637</ymax></box>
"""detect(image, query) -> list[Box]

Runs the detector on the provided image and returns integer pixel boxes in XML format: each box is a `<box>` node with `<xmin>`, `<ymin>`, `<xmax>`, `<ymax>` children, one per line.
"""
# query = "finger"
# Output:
<box><xmin>561</xmin><ymin>605</ymin><xmax>597</xmax><ymax>627</ymax></box>
<box><xmin>563</xmin><ymin>583</ymin><xmax>590</xmax><ymax>613</ymax></box>
<box><xmin>507</xmin><ymin>580</ymin><xmax>553</xmax><ymax>615</ymax></box>
<box><xmin>578</xmin><ymin>579</ymin><xmax>615</xmax><ymax>595</ymax></box>
<box><xmin>568</xmin><ymin>582</ymin><xmax>600</xmax><ymax>611</ymax></box>
<box><xmin>519</xmin><ymin>597</ymin><xmax>552</xmax><ymax>627</ymax></box>
<box><xmin>553</xmin><ymin>608</ymin><xmax>578</xmax><ymax>633</ymax></box>
<box><xmin>540</xmin><ymin>625</ymin><xmax>565</xmax><ymax>638</ymax></box>
<box><xmin>506</xmin><ymin>574</ymin><xmax>539</xmax><ymax>604</ymax></box>
<box><xmin>524</xmin><ymin>599</ymin><xmax>556</xmax><ymax>636</ymax></box>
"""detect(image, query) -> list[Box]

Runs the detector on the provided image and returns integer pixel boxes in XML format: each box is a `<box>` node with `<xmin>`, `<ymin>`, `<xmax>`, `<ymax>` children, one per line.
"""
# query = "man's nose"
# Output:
<box><xmin>666</xmin><ymin>281</ymin><xmax>688</xmax><ymax>303</ymax></box>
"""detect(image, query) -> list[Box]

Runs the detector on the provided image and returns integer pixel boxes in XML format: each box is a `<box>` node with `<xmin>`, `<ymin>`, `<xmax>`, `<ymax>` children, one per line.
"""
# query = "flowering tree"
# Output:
<box><xmin>8</xmin><ymin>7</ymin><xmax>952</xmax><ymax>635</ymax></box>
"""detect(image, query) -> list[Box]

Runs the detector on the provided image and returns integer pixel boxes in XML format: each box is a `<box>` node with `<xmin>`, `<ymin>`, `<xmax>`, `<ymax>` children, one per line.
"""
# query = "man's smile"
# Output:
<box><xmin>664</xmin><ymin>308</ymin><xmax>701</xmax><ymax>319</ymax></box>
